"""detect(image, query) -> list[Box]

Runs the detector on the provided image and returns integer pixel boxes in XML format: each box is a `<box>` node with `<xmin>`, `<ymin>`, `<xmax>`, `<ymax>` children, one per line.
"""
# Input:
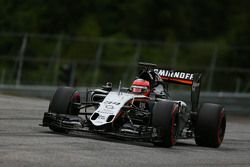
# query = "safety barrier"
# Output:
<box><xmin>0</xmin><ymin>85</ymin><xmax>249</xmax><ymax>115</ymax></box>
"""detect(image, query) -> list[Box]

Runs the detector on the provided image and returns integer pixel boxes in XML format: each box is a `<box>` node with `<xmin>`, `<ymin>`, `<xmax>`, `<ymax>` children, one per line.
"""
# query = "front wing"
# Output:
<box><xmin>41</xmin><ymin>112</ymin><xmax>154</xmax><ymax>141</ymax></box>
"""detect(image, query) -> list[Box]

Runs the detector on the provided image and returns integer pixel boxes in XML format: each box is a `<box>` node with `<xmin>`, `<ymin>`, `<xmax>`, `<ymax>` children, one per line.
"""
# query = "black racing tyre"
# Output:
<box><xmin>148</xmin><ymin>101</ymin><xmax>156</xmax><ymax>112</ymax></box>
<box><xmin>49</xmin><ymin>87</ymin><xmax>81</xmax><ymax>115</ymax></box>
<box><xmin>48</xmin><ymin>87</ymin><xmax>80</xmax><ymax>133</ymax></box>
<box><xmin>195</xmin><ymin>103</ymin><xmax>226</xmax><ymax>148</ymax></box>
<box><xmin>152</xmin><ymin>101</ymin><xmax>179</xmax><ymax>147</ymax></box>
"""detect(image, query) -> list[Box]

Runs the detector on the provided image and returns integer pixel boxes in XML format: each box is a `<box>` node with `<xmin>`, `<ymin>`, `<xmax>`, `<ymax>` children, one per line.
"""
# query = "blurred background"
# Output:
<box><xmin>0</xmin><ymin>0</ymin><xmax>249</xmax><ymax>106</ymax></box>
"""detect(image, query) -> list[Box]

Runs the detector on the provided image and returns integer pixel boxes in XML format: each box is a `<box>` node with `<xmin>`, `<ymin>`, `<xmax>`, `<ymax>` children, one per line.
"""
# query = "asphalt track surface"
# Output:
<box><xmin>0</xmin><ymin>94</ymin><xmax>250</xmax><ymax>167</ymax></box>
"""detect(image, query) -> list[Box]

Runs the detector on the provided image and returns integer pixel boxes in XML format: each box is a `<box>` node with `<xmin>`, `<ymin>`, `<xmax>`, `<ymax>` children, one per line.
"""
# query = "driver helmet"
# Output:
<box><xmin>131</xmin><ymin>79</ymin><xmax>150</xmax><ymax>96</ymax></box>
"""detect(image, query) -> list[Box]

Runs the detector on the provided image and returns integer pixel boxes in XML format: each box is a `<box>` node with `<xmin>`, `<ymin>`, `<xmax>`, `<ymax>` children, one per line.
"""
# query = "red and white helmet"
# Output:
<box><xmin>131</xmin><ymin>79</ymin><xmax>150</xmax><ymax>96</ymax></box>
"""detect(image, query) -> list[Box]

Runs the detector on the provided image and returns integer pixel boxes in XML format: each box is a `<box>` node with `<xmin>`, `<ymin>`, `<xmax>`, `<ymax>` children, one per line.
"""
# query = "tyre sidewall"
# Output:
<box><xmin>49</xmin><ymin>87</ymin><xmax>80</xmax><ymax>115</ymax></box>
<box><xmin>195</xmin><ymin>103</ymin><xmax>226</xmax><ymax>148</ymax></box>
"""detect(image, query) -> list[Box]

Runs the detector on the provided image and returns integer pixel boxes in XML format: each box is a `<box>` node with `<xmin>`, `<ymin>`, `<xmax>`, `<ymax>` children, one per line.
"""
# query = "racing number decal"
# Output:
<box><xmin>104</xmin><ymin>101</ymin><xmax>121</xmax><ymax>109</ymax></box>
<box><xmin>104</xmin><ymin>101</ymin><xmax>120</xmax><ymax>105</ymax></box>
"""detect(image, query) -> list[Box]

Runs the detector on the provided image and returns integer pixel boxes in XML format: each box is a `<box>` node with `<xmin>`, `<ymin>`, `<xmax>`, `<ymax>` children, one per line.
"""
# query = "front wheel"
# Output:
<box><xmin>195</xmin><ymin>103</ymin><xmax>226</xmax><ymax>148</ymax></box>
<box><xmin>152</xmin><ymin>101</ymin><xmax>179</xmax><ymax>147</ymax></box>
<box><xmin>49</xmin><ymin>87</ymin><xmax>80</xmax><ymax>115</ymax></box>
<box><xmin>48</xmin><ymin>87</ymin><xmax>81</xmax><ymax>132</ymax></box>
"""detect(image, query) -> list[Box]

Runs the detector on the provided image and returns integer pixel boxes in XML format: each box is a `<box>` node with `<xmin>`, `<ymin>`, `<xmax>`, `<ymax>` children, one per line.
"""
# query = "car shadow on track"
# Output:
<box><xmin>40</xmin><ymin>130</ymin><xmax>197</xmax><ymax>148</ymax></box>
<box><xmin>40</xmin><ymin>130</ymin><xmax>155</xmax><ymax>147</ymax></box>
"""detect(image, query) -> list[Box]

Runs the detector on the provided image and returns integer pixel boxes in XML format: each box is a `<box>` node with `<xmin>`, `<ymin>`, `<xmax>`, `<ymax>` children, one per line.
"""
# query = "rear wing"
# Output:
<box><xmin>138</xmin><ymin>62</ymin><xmax>202</xmax><ymax>112</ymax></box>
<box><xmin>153</xmin><ymin>68</ymin><xmax>200</xmax><ymax>86</ymax></box>
<box><xmin>154</xmin><ymin>68</ymin><xmax>202</xmax><ymax>112</ymax></box>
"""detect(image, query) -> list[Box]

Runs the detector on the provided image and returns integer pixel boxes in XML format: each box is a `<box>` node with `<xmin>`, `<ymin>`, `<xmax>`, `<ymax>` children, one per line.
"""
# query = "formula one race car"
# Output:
<box><xmin>41</xmin><ymin>62</ymin><xmax>226</xmax><ymax>148</ymax></box>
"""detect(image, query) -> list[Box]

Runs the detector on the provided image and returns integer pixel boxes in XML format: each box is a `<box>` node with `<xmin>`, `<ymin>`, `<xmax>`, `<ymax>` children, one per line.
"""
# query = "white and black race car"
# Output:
<box><xmin>41</xmin><ymin>62</ymin><xmax>226</xmax><ymax>148</ymax></box>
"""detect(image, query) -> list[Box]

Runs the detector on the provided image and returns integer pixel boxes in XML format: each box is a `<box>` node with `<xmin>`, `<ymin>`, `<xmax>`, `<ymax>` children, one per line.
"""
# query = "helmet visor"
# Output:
<box><xmin>131</xmin><ymin>85</ymin><xmax>148</xmax><ymax>94</ymax></box>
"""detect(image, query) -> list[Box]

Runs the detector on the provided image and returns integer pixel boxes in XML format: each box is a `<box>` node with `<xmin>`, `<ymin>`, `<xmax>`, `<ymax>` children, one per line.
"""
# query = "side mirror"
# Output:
<box><xmin>102</xmin><ymin>82</ymin><xmax>112</xmax><ymax>91</ymax></box>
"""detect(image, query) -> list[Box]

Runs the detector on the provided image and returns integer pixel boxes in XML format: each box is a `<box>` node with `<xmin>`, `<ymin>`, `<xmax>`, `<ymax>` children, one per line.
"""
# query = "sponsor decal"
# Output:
<box><xmin>105</xmin><ymin>105</ymin><xmax>114</xmax><ymax>109</ymax></box>
<box><xmin>98</xmin><ymin>115</ymin><xmax>106</xmax><ymax>120</ymax></box>
<box><xmin>103</xmin><ymin>101</ymin><xmax>120</xmax><ymax>105</ymax></box>
<box><xmin>154</xmin><ymin>69</ymin><xmax>194</xmax><ymax>81</ymax></box>
<box><xmin>98</xmin><ymin>110</ymin><xmax>111</xmax><ymax>114</ymax></box>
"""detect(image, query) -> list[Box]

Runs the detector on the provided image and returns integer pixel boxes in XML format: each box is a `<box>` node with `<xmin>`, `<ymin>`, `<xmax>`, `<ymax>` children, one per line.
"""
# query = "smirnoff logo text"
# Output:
<box><xmin>154</xmin><ymin>69</ymin><xmax>194</xmax><ymax>81</ymax></box>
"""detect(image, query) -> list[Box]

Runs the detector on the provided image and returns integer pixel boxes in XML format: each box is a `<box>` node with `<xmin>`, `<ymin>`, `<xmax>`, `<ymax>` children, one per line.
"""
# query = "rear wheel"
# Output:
<box><xmin>195</xmin><ymin>103</ymin><xmax>226</xmax><ymax>148</ymax></box>
<box><xmin>48</xmin><ymin>87</ymin><xmax>81</xmax><ymax>132</ymax></box>
<box><xmin>152</xmin><ymin>101</ymin><xmax>179</xmax><ymax>147</ymax></box>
